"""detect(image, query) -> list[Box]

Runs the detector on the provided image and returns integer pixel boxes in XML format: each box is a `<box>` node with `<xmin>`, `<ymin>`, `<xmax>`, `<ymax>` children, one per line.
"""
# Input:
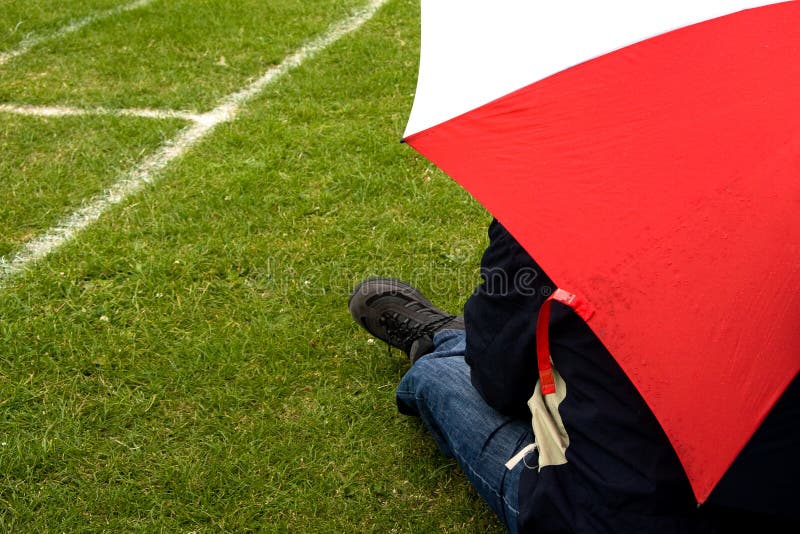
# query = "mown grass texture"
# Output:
<box><xmin>0</xmin><ymin>0</ymin><xmax>365</xmax><ymax>110</ymax></box>
<box><xmin>1</xmin><ymin>0</ymin><xmax>500</xmax><ymax>531</ymax></box>
<box><xmin>0</xmin><ymin>0</ymin><xmax>122</xmax><ymax>50</ymax></box>
<box><xmin>0</xmin><ymin>114</ymin><xmax>186</xmax><ymax>258</ymax></box>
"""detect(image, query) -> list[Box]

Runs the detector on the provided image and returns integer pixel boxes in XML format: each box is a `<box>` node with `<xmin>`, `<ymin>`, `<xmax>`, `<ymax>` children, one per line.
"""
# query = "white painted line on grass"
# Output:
<box><xmin>0</xmin><ymin>0</ymin><xmax>155</xmax><ymax>66</ymax></box>
<box><xmin>0</xmin><ymin>0</ymin><xmax>389</xmax><ymax>285</ymax></box>
<box><xmin>0</xmin><ymin>103</ymin><xmax>203</xmax><ymax>122</ymax></box>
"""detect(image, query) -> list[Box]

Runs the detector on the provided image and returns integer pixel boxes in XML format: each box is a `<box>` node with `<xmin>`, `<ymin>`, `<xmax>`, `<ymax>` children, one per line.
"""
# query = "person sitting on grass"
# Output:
<box><xmin>349</xmin><ymin>219</ymin><xmax>799</xmax><ymax>534</ymax></box>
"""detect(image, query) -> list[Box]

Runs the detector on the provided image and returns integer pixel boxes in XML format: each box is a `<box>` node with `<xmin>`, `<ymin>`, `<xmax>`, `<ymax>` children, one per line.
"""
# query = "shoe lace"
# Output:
<box><xmin>379</xmin><ymin>312</ymin><xmax>458</xmax><ymax>354</ymax></box>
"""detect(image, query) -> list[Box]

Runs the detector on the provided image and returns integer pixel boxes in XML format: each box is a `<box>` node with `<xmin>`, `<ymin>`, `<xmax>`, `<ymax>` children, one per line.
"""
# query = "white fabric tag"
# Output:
<box><xmin>505</xmin><ymin>442</ymin><xmax>538</xmax><ymax>470</ymax></box>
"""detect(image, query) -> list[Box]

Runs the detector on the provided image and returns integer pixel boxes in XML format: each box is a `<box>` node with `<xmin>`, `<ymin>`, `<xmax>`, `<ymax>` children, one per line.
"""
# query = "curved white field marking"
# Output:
<box><xmin>0</xmin><ymin>103</ymin><xmax>203</xmax><ymax>122</ymax></box>
<box><xmin>0</xmin><ymin>0</ymin><xmax>155</xmax><ymax>66</ymax></box>
<box><xmin>0</xmin><ymin>0</ymin><xmax>389</xmax><ymax>285</ymax></box>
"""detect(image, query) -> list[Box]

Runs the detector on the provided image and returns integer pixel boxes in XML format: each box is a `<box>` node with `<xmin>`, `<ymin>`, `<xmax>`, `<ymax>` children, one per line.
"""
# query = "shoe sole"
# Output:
<box><xmin>348</xmin><ymin>277</ymin><xmax>440</xmax><ymax>323</ymax></box>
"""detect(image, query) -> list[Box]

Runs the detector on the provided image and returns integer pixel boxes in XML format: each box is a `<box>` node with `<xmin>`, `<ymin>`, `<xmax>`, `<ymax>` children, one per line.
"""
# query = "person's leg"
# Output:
<box><xmin>396</xmin><ymin>329</ymin><xmax>533</xmax><ymax>533</ymax></box>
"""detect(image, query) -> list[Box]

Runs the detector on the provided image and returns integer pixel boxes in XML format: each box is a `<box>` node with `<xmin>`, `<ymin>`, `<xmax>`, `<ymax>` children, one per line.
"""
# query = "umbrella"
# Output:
<box><xmin>402</xmin><ymin>0</ymin><xmax>800</xmax><ymax>503</ymax></box>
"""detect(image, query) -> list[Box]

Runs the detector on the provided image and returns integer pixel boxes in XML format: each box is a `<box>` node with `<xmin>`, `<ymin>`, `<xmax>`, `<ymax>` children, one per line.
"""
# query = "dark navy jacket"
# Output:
<box><xmin>464</xmin><ymin>219</ymin><xmax>799</xmax><ymax>533</ymax></box>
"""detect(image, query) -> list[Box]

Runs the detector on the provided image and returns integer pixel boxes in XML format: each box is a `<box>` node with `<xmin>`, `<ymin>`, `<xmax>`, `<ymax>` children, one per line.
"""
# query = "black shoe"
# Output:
<box><xmin>349</xmin><ymin>277</ymin><xmax>465</xmax><ymax>362</ymax></box>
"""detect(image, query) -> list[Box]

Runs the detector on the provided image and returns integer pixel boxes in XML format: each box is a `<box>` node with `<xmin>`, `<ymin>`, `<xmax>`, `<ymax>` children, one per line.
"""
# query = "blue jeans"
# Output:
<box><xmin>395</xmin><ymin>329</ymin><xmax>533</xmax><ymax>533</ymax></box>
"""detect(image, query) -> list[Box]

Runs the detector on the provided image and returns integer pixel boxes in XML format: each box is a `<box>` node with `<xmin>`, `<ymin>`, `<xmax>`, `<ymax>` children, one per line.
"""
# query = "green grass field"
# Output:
<box><xmin>1</xmin><ymin>0</ymin><xmax>500</xmax><ymax>531</ymax></box>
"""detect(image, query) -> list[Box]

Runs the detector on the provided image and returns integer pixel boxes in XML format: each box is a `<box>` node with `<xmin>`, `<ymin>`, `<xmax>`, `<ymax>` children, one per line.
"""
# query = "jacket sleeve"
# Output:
<box><xmin>463</xmin><ymin>219</ymin><xmax>555</xmax><ymax>417</ymax></box>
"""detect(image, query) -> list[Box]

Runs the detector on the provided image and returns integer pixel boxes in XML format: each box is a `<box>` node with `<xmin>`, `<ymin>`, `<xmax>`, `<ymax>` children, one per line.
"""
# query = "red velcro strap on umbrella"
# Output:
<box><xmin>536</xmin><ymin>288</ymin><xmax>595</xmax><ymax>396</ymax></box>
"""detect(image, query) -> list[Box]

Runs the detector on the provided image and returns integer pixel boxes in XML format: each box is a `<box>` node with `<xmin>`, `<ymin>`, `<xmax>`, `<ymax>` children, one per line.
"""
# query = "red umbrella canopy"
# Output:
<box><xmin>403</xmin><ymin>0</ymin><xmax>800</xmax><ymax>503</ymax></box>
